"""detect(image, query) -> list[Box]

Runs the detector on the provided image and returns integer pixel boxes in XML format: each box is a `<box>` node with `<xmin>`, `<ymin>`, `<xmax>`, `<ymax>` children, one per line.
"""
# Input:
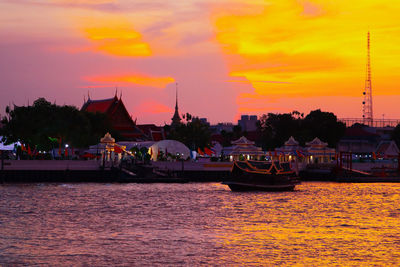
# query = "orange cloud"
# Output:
<box><xmin>82</xmin><ymin>19</ymin><xmax>151</xmax><ymax>57</ymax></box>
<box><xmin>212</xmin><ymin>0</ymin><xmax>400</xmax><ymax>100</ymax></box>
<box><xmin>85</xmin><ymin>74</ymin><xmax>175</xmax><ymax>88</ymax></box>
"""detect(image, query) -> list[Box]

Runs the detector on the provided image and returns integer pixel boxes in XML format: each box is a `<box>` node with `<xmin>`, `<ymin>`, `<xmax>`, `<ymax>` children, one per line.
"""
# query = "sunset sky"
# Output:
<box><xmin>1</xmin><ymin>0</ymin><xmax>400</xmax><ymax>124</ymax></box>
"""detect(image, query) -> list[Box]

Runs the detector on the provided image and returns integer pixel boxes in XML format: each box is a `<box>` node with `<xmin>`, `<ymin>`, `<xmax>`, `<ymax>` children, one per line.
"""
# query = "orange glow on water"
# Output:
<box><xmin>214</xmin><ymin>182</ymin><xmax>400</xmax><ymax>265</ymax></box>
<box><xmin>85</xmin><ymin>74</ymin><xmax>175</xmax><ymax>89</ymax></box>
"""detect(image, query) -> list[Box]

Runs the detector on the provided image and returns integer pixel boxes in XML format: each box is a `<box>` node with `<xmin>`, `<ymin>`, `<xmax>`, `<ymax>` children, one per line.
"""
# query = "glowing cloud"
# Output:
<box><xmin>82</xmin><ymin>19</ymin><xmax>151</xmax><ymax>57</ymax></box>
<box><xmin>85</xmin><ymin>74</ymin><xmax>175</xmax><ymax>88</ymax></box>
<box><xmin>213</xmin><ymin>0</ymin><xmax>400</xmax><ymax>100</ymax></box>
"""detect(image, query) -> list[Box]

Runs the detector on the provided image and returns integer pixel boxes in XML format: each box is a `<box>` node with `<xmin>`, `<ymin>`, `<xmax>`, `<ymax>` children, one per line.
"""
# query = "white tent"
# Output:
<box><xmin>0</xmin><ymin>136</ymin><xmax>20</xmax><ymax>151</ymax></box>
<box><xmin>117</xmin><ymin>141</ymin><xmax>155</xmax><ymax>151</ymax></box>
<box><xmin>149</xmin><ymin>140</ymin><xmax>190</xmax><ymax>161</ymax></box>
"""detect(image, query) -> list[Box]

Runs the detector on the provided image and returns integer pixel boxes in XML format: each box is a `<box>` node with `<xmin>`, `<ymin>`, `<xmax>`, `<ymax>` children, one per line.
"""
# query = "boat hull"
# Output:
<box><xmin>222</xmin><ymin>181</ymin><xmax>295</xmax><ymax>192</ymax></box>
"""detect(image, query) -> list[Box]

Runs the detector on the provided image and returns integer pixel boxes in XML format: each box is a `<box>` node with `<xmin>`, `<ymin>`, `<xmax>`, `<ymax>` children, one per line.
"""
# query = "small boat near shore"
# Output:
<box><xmin>222</xmin><ymin>160</ymin><xmax>299</xmax><ymax>192</ymax></box>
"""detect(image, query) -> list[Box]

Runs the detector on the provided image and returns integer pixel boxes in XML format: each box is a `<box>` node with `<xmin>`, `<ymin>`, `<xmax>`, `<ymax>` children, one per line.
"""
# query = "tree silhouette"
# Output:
<box><xmin>0</xmin><ymin>97</ymin><xmax>116</xmax><ymax>150</ymax></box>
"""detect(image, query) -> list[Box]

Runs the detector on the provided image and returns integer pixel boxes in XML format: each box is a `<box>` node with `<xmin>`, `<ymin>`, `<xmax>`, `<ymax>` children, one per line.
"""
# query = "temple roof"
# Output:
<box><xmin>230</xmin><ymin>136</ymin><xmax>261</xmax><ymax>155</ymax></box>
<box><xmin>81</xmin><ymin>95</ymin><xmax>147</xmax><ymax>141</ymax></box>
<box><xmin>231</xmin><ymin>136</ymin><xmax>255</xmax><ymax>146</ymax></box>
<box><xmin>81</xmin><ymin>96</ymin><xmax>118</xmax><ymax>113</ymax></box>
<box><xmin>306</xmin><ymin>137</ymin><xmax>328</xmax><ymax>148</ymax></box>
<box><xmin>376</xmin><ymin>140</ymin><xmax>399</xmax><ymax>157</ymax></box>
<box><xmin>230</xmin><ymin>146</ymin><xmax>263</xmax><ymax>155</ymax></box>
<box><xmin>137</xmin><ymin>124</ymin><xmax>165</xmax><ymax>141</ymax></box>
<box><xmin>284</xmin><ymin>136</ymin><xmax>299</xmax><ymax>146</ymax></box>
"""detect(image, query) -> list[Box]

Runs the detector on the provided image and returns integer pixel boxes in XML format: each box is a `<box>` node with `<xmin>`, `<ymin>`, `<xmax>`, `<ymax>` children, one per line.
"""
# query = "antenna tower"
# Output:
<box><xmin>362</xmin><ymin>31</ymin><xmax>373</xmax><ymax>126</ymax></box>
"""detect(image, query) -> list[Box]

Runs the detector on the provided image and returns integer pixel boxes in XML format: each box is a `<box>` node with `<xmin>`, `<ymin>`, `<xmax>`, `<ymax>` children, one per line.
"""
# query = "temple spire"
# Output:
<box><xmin>171</xmin><ymin>82</ymin><xmax>182</xmax><ymax>127</ymax></box>
<box><xmin>175</xmin><ymin>83</ymin><xmax>178</xmax><ymax>108</ymax></box>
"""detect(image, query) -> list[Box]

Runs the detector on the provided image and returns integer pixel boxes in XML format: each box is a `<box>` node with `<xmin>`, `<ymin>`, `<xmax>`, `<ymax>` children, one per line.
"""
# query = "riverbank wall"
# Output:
<box><xmin>0</xmin><ymin>160</ymin><xmax>120</xmax><ymax>183</ymax></box>
<box><xmin>0</xmin><ymin>160</ymin><xmax>233</xmax><ymax>183</ymax></box>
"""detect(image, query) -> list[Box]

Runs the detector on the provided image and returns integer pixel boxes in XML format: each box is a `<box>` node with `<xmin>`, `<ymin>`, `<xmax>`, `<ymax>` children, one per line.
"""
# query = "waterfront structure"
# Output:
<box><xmin>171</xmin><ymin>83</ymin><xmax>182</xmax><ymax>127</ymax></box>
<box><xmin>337</xmin><ymin>125</ymin><xmax>390</xmax><ymax>157</ymax></box>
<box><xmin>375</xmin><ymin>140</ymin><xmax>399</xmax><ymax>158</ymax></box>
<box><xmin>305</xmin><ymin>137</ymin><xmax>336</xmax><ymax>164</ymax></box>
<box><xmin>275</xmin><ymin>136</ymin><xmax>303</xmax><ymax>161</ymax></box>
<box><xmin>276</xmin><ymin>136</ymin><xmax>301</xmax><ymax>152</ymax></box>
<box><xmin>227</xmin><ymin>136</ymin><xmax>264</xmax><ymax>161</ymax></box>
<box><xmin>99</xmin><ymin>132</ymin><xmax>127</xmax><ymax>166</ymax></box>
<box><xmin>81</xmin><ymin>94</ymin><xmax>145</xmax><ymax>141</ymax></box>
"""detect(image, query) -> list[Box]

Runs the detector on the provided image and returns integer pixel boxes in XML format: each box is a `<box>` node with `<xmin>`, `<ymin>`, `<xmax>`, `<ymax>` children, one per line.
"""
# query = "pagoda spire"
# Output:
<box><xmin>175</xmin><ymin>83</ymin><xmax>178</xmax><ymax>109</ymax></box>
<box><xmin>171</xmin><ymin>82</ymin><xmax>182</xmax><ymax>127</ymax></box>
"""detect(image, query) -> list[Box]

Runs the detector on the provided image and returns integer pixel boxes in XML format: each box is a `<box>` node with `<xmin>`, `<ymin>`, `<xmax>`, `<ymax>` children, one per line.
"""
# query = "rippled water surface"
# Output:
<box><xmin>1</xmin><ymin>182</ymin><xmax>400</xmax><ymax>266</ymax></box>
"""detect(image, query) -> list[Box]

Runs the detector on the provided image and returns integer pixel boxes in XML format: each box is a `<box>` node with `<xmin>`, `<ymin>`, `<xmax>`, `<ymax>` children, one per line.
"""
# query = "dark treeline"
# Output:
<box><xmin>164</xmin><ymin>113</ymin><xmax>211</xmax><ymax>151</ymax></box>
<box><xmin>256</xmin><ymin>110</ymin><xmax>346</xmax><ymax>150</ymax></box>
<box><xmin>0</xmin><ymin>98</ymin><xmax>119</xmax><ymax>150</ymax></box>
<box><xmin>1</xmin><ymin>97</ymin><xmax>346</xmax><ymax>151</ymax></box>
<box><xmin>165</xmin><ymin>109</ymin><xmax>346</xmax><ymax>150</ymax></box>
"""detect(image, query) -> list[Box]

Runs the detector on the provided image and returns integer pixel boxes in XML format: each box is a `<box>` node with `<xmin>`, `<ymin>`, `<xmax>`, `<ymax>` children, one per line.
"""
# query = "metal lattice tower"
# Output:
<box><xmin>362</xmin><ymin>31</ymin><xmax>373</xmax><ymax>126</ymax></box>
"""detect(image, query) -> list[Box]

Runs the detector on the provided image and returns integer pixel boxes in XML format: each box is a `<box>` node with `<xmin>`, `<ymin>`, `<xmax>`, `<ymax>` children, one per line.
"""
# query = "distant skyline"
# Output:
<box><xmin>1</xmin><ymin>0</ymin><xmax>400</xmax><ymax>125</ymax></box>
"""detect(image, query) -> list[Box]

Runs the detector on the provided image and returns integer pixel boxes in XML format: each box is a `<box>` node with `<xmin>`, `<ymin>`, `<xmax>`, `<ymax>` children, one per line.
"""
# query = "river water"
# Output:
<box><xmin>1</xmin><ymin>182</ymin><xmax>400</xmax><ymax>266</ymax></box>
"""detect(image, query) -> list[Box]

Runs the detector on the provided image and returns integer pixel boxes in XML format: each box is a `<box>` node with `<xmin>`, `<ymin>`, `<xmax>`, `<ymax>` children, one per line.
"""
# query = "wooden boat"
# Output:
<box><xmin>222</xmin><ymin>160</ymin><xmax>299</xmax><ymax>192</ymax></box>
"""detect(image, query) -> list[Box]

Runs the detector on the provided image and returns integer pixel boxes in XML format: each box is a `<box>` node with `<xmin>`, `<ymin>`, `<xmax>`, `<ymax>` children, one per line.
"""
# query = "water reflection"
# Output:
<box><xmin>1</xmin><ymin>182</ymin><xmax>400</xmax><ymax>265</ymax></box>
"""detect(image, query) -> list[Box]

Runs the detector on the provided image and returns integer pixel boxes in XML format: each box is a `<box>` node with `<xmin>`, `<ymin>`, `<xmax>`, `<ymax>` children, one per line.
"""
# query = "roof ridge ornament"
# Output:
<box><xmin>100</xmin><ymin>132</ymin><xmax>115</xmax><ymax>144</ymax></box>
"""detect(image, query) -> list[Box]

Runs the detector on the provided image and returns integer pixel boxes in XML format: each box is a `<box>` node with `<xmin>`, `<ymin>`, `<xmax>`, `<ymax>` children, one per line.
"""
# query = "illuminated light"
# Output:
<box><xmin>85</xmin><ymin>74</ymin><xmax>175</xmax><ymax>89</ymax></box>
<box><xmin>65</xmin><ymin>144</ymin><xmax>69</xmax><ymax>148</ymax></box>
